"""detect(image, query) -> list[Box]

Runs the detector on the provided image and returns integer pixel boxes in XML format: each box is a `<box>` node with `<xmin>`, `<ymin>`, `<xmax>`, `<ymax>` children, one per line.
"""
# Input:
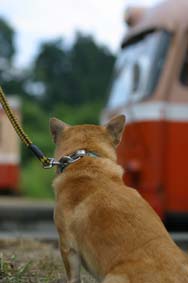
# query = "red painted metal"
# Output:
<box><xmin>0</xmin><ymin>97</ymin><xmax>20</xmax><ymax>193</ymax></box>
<box><xmin>0</xmin><ymin>164</ymin><xmax>20</xmax><ymax>192</ymax></box>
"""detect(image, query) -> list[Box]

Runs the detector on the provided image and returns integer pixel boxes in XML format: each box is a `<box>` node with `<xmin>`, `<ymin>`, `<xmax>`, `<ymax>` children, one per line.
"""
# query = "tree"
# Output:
<box><xmin>0</xmin><ymin>17</ymin><xmax>26</xmax><ymax>96</ymax></box>
<box><xmin>33</xmin><ymin>34</ymin><xmax>116</xmax><ymax>111</ymax></box>
<box><xmin>0</xmin><ymin>18</ymin><xmax>15</xmax><ymax>62</ymax></box>
<box><xmin>32</xmin><ymin>39</ymin><xmax>70</xmax><ymax>108</ymax></box>
<box><xmin>69</xmin><ymin>33</ymin><xmax>115</xmax><ymax>105</ymax></box>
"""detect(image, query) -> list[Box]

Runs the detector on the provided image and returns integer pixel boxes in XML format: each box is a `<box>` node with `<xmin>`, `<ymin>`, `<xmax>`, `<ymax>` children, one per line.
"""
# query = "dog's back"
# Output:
<box><xmin>50</xmin><ymin>115</ymin><xmax>188</xmax><ymax>283</ymax></box>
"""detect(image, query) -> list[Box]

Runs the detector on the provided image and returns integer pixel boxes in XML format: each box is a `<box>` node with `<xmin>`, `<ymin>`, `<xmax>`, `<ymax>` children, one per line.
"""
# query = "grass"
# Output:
<box><xmin>0</xmin><ymin>239</ymin><xmax>96</xmax><ymax>283</ymax></box>
<box><xmin>0</xmin><ymin>239</ymin><xmax>63</xmax><ymax>283</ymax></box>
<box><xmin>0</xmin><ymin>255</ymin><xmax>32</xmax><ymax>283</ymax></box>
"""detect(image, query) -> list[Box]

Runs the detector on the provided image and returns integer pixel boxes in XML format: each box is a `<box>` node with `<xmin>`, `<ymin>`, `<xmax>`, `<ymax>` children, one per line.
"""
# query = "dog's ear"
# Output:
<box><xmin>49</xmin><ymin>117</ymin><xmax>69</xmax><ymax>144</ymax></box>
<box><xmin>105</xmin><ymin>115</ymin><xmax>126</xmax><ymax>146</ymax></box>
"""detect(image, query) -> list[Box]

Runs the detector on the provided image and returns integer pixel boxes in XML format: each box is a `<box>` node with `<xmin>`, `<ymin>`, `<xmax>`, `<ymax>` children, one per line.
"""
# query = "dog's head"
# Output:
<box><xmin>49</xmin><ymin>115</ymin><xmax>125</xmax><ymax>161</ymax></box>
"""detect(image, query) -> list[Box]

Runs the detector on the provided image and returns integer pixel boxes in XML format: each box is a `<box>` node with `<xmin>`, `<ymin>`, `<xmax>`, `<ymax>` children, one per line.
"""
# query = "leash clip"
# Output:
<box><xmin>62</xmin><ymin>150</ymin><xmax>87</xmax><ymax>165</ymax></box>
<box><xmin>42</xmin><ymin>158</ymin><xmax>61</xmax><ymax>169</ymax></box>
<box><xmin>57</xmin><ymin>150</ymin><xmax>87</xmax><ymax>172</ymax></box>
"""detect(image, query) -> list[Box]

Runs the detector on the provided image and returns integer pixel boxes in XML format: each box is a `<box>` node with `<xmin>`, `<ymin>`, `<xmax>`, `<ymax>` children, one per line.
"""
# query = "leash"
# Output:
<box><xmin>0</xmin><ymin>87</ymin><xmax>59</xmax><ymax>169</ymax></box>
<box><xmin>0</xmin><ymin>87</ymin><xmax>99</xmax><ymax>171</ymax></box>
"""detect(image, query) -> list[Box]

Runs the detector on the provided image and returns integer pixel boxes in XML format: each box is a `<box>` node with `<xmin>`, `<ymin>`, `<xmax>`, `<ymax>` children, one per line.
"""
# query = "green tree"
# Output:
<box><xmin>0</xmin><ymin>17</ymin><xmax>27</xmax><ymax>96</ymax></box>
<box><xmin>0</xmin><ymin>18</ymin><xmax>15</xmax><ymax>62</ymax></box>
<box><xmin>33</xmin><ymin>34</ymin><xmax>115</xmax><ymax>112</ymax></box>
<box><xmin>69</xmin><ymin>33</ymin><xmax>115</xmax><ymax>105</ymax></box>
<box><xmin>32</xmin><ymin>39</ymin><xmax>70</xmax><ymax>108</ymax></box>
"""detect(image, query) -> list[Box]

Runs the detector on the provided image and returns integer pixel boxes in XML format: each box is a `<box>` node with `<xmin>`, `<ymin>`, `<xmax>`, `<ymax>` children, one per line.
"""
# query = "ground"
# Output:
<box><xmin>0</xmin><ymin>239</ymin><xmax>96</xmax><ymax>283</ymax></box>
<box><xmin>0</xmin><ymin>238</ymin><xmax>188</xmax><ymax>283</ymax></box>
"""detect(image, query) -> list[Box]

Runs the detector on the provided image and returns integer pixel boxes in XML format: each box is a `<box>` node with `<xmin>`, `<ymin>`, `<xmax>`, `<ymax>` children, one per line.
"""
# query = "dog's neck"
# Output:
<box><xmin>53</xmin><ymin>145</ymin><xmax>121</xmax><ymax>186</ymax></box>
<box><xmin>56</xmin><ymin>149</ymin><xmax>100</xmax><ymax>174</ymax></box>
<box><xmin>53</xmin><ymin>154</ymin><xmax>124</xmax><ymax>195</ymax></box>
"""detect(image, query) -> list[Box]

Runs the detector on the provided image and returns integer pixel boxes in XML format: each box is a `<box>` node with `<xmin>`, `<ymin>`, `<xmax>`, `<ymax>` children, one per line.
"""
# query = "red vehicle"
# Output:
<box><xmin>102</xmin><ymin>0</ymin><xmax>188</xmax><ymax>229</ymax></box>
<box><xmin>0</xmin><ymin>97</ymin><xmax>20</xmax><ymax>193</ymax></box>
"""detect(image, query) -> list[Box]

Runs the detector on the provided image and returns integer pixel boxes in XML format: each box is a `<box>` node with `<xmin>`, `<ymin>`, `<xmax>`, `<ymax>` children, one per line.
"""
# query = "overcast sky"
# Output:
<box><xmin>0</xmin><ymin>0</ymin><xmax>162</xmax><ymax>67</ymax></box>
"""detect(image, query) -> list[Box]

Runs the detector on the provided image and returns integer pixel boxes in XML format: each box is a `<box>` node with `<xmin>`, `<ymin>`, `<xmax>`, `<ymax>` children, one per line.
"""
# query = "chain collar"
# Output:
<box><xmin>56</xmin><ymin>149</ymin><xmax>99</xmax><ymax>174</ymax></box>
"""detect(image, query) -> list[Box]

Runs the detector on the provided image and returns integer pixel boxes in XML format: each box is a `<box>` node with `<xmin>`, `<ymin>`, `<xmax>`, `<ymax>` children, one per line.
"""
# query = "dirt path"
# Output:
<box><xmin>0</xmin><ymin>239</ymin><xmax>96</xmax><ymax>283</ymax></box>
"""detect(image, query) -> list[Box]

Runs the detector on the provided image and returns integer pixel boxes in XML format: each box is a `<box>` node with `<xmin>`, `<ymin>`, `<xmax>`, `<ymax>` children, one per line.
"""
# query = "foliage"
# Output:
<box><xmin>33</xmin><ymin>33</ymin><xmax>115</xmax><ymax>110</ymax></box>
<box><xmin>68</xmin><ymin>33</ymin><xmax>115</xmax><ymax>105</ymax></box>
<box><xmin>0</xmin><ymin>17</ymin><xmax>28</xmax><ymax>97</ymax></box>
<box><xmin>21</xmin><ymin>159</ymin><xmax>54</xmax><ymax>199</ymax></box>
<box><xmin>0</xmin><ymin>18</ymin><xmax>116</xmax><ymax>199</ymax></box>
<box><xmin>52</xmin><ymin>100</ymin><xmax>104</xmax><ymax>125</ymax></box>
<box><xmin>0</xmin><ymin>18</ymin><xmax>15</xmax><ymax>61</ymax></box>
<box><xmin>21</xmin><ymin>99</ymin><xmax>54</xmax><ymax>164</ymax></box>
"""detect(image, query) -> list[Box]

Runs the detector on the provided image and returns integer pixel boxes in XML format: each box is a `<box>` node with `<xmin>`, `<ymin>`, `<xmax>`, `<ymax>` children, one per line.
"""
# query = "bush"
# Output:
<box><xmin>21</xmin><ymin>159</ymin><xmax>55</xmax><ymax>199</ymax></box>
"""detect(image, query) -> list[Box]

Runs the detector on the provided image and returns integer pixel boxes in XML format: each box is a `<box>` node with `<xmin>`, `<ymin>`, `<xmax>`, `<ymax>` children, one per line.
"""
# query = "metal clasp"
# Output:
<box><xmin>63</xmin><ymin>150</ymin><xmax>87</xmax><ymax>164</ymax></box>
<box><xmin>42</xmin><ymin>158</ymin><xmax>61</xmax><ymax>169</ymax></box>
<box><xmin>43</xmin><ymin>150</ymin><xmax>87</xmax><ymax>170</ymax></box>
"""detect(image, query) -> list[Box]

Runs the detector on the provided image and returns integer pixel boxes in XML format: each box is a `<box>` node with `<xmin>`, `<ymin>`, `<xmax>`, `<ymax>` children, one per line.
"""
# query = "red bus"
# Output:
<box><xmin>102</xmin><ymin>0</ymin><xmax>188</xmax><ymax>229</ymax></box>
<box><xmin>0</xmin><ymin>97</ymin><xmax>20</xmax><ymax>193</ymax></box>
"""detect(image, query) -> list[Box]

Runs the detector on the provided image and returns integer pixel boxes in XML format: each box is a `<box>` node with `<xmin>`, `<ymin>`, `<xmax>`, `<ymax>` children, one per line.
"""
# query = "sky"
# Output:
<box><xmin>0</xmin><ymin>0</ymin><xmax>162</xmax><ymax>68</ymax></box>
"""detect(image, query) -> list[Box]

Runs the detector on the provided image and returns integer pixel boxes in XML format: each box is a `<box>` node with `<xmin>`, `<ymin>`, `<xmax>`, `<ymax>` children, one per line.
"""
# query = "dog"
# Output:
<box><xmin>50</xmin><ymin>115</ymin><xmax>188</xmax><ymax>283</ymax></box>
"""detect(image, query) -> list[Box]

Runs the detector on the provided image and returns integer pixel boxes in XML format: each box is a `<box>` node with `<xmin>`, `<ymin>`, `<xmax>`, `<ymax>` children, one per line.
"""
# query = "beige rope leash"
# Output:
<box><xmin>0</xmin><ymin>87</ymin><xmax>54</xmax><ymax>168</ymax></box>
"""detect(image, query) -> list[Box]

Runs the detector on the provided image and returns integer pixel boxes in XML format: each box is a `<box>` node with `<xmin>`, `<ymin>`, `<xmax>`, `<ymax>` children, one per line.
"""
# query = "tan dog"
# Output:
<box><xmin>50</xmin><ymin>115</ymin><xmax>188</xmax><ymax>283</ymax></box>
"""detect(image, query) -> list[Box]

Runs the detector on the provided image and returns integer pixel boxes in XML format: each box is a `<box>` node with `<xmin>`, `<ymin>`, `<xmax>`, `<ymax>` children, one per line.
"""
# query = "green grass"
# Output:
<box><xmin>0</xmin><ymin>239</ymin><xmax>65</xmax><ymax>283</ymax></box>
<box><xmin>0</xmin><ymin>239</ymin><xmax>96</xmax><ymax>283</ymax></box>
<box><xmin>0</xmin><ymin>255</ymin><xmax>32</xmax><ymax>283</ymax></box>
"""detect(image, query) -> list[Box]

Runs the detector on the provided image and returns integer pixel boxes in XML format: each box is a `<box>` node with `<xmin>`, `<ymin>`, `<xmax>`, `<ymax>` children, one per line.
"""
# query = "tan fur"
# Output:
<box><xmin>50</xmin><ymin>115</ymin><xmax>188</xmax><ymax>283</ymax></box>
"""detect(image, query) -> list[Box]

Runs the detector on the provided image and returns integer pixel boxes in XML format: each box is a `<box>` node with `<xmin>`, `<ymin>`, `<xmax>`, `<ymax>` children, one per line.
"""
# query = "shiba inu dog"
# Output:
<box><xmin>50</xmin><ymin>115</ymin><xmax>188</xmax><ymax>283</ymax></box>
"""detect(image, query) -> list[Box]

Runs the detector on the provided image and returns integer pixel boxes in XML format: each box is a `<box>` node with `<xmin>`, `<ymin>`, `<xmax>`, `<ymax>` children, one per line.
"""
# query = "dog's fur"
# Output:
<box><xmin>50</xmin><ymin>115</ymin><xmax>188</xmax><ymax>283</ymax></box>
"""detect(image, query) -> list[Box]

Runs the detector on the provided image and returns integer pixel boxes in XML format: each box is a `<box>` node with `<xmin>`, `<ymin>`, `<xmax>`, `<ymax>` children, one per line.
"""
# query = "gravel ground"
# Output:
<box><xmin>0</xmin><ymin>239</ymin><xmax>96</xmax><ymax>283</ymax></box>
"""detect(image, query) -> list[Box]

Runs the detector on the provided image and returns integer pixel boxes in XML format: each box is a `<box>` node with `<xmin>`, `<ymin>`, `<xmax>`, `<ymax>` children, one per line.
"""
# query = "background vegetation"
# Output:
<box><xmin>0</xmin><ymin>18</ymin><xmax>116</xmax><ymax>198</ymax></box>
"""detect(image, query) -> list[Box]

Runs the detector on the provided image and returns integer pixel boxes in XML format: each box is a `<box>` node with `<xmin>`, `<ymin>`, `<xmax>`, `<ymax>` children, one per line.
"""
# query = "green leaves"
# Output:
<box><xmin>0</xmin><ymin>18</ymin><xmax>15</xmax><ymax>61</ymax></box>
<box><xmin>33</xmin><ymin>34</ymin><xmax>115</xmax><ymax>110</ymax></box>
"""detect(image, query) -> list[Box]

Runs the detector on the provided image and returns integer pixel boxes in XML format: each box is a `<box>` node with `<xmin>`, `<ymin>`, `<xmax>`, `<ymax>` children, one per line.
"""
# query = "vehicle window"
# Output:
<box><xmin>180</xmin><ymin>46</ymin><xmax>188</xmax><ymax>86</ymax></box>
<box><xmin>132</xmin><ymin>63</ymin><xmax>140</xmax><ymax>93</ymax></box>
<box><xmin>107</xmin><ymin>31</ymin><xmax>172</xmax><ymax>109</ymax></box>
<box><xmin>108</xmin><ymin>64</ymin><xmax>133</xmax><ymax>108</ymax></box>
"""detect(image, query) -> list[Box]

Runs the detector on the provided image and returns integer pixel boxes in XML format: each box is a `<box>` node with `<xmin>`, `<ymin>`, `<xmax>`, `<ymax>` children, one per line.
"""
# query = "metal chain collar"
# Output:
<box><xmin>55</xmin><ymin>150</ymin><xmax>99</xmax><ymax>173</ymax></box>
